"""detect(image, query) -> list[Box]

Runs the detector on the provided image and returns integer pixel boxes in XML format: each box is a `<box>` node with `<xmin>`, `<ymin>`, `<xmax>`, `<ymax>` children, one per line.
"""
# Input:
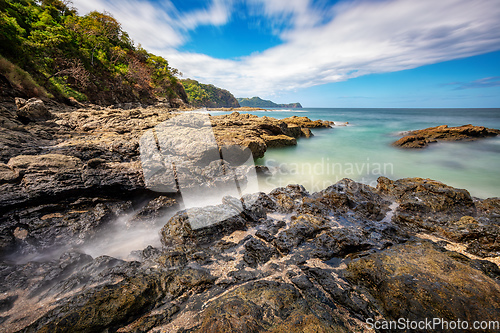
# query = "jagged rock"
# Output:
<box><xmin>375</xmin><ymin>177</ymin><xmax>500</xmax><ymax>257</ymax></box>
<box><xmin>261</xmin><ymin>133</ymin><xmax>297</xmax><ymax>147</ymax></box>
<box><xmin>439</xmin><ymin>216</ymin><xmax>500</xmax><ymax>258</ymax></box>
<box><xmin>0</xmin><ymin>163</ymin><xmax>18</xmax><ymax>183</ymax></box>
<box><xmin>319</xmin><ymin>178</ymin><xmax>391</xmax><ymax>220</ymax></box>
<box><xmin>476</xmin><ymin>197</ymin><xmax>500</xmax><ymax>223</ymax></box>
<box><xmin>2</xmin><ymin>176</ymin><xmax>500</xmax><ymax>332</ymax></box>
<box><xmin>242</xmin><ymin>236</ymin><xmax>278</xmax><ymax>267</ymax></box>
<box><xmin>2</xmin><ymin>99</ymin><xmax>500</xmax><ymax>332</ymax></box>
<box><xmin>15</xmin><ymin>97</ymin><xmax>53</xmax><ymax>122</ymax></box>
<box><xmin>300</xmin><ymin>127</ymin><xmax>313</xmax><ymax>137</ymax></box>
<box><xmin>0</xmin><ymin>154</ymin><xmax>145</xmax><ymax>214</ymax></box>
<box><xmin>0</xmin><ymin>104</ymin><xmax>24</xmax><ymax>130</ymax></box>
<box><xmin>0</xmin><ymin>106</ymin><xmax>331</xmax><ymax>231</ymax></box>
<box><xmin>312</xmin><ymin>227</ymin><xmax>372</xmax><ymax>260</ymax></box>
<box><xmin>269</xmin><ymin>184</ymin><xmax>310</xmax><ymax>213</ymax></box>
<box><xmin>86</xmin><ymin>157</ymin><xmax>106</xmax><ymax>168</ymax></box>
<box><xmin>160</xmin><ymin>202</ymin><xmax>247</xmax><ymax>248</ymax></box>
<box><xmin>274</xmin><ymin>214</ymin><xmax>327</xmax><ymax>254</ymax></box>
<box><xmin>282</xmin><ymin>115</ymin><xmax>333</xmax><ymax>128</ymax></box>
<box><xmin>211</xmin><ymin>112</ymin><xmax>330</xmax><ymax>158</ymax></box>
<box><xmin>0</xmin><ymin>199</ymin><xmax>124</xmax><ymax>255</ymax></box>
<box><xmin>393</xmin><ymin>124</ymin><xmax>500</xmax><ymax>148</ymax></box>
<box><xmin>129</xmin><ymin>196</ymin><xmax>178</xmax><ymax>225</ymax></box>
<box><xmin>193</xmin><ymin>280</ymin><xmax>351</xmax><ymax>333</ymax></box>
<box><xmin>23</xmin><ymin>271</ymin><xmax>169</xmax><ymax>332</ymax></box>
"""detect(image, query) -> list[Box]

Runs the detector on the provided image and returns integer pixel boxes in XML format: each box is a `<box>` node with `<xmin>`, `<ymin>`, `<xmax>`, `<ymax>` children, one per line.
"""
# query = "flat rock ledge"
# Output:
<box><xmin>392</xmin><ymin>124</ymin><xmax>500</xmax><ymax>148</ymax></box>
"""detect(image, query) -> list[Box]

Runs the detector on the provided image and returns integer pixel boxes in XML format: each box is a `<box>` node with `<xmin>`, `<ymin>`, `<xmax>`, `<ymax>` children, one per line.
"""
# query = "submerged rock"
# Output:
<box><xmin>393</xmin><ymin>124</ymin><xmax>500</xmax><ymax>148</ymax></box>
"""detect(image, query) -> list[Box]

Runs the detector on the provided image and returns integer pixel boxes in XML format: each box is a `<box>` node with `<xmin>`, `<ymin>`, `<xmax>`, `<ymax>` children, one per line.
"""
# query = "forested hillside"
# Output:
<box><xmin>181</xmin><ymin>79</ymin><xmax>240</xmax><ymax>108</ymax></box>
<box><xmin>0</xmin><ymin>0</ymin><xmax>187</xmax><ymax>106</ymax></box>
<box><xmin>237</xmin><ymin>96</ymin><xmax>302</xmax><ymax>108</ymax></box>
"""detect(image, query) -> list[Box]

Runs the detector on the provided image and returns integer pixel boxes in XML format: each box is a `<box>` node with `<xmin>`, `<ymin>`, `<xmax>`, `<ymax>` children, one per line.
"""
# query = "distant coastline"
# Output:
<box><xmin>237</xmin><ymin>96</ymin><xmax>302</xmax><ymax>109</ymax></box>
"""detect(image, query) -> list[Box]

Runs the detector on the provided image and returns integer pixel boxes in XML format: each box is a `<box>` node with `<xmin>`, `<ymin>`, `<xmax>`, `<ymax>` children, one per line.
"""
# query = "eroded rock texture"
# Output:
<box><xmin>1</xmin><ymin>177</ymin><xmax>499</xmax><ymax>332</ymax></box>
<box><xmin>393</xmin><ymin>124</ymin><xmax>500</xmax><ymax>148</ymax></box>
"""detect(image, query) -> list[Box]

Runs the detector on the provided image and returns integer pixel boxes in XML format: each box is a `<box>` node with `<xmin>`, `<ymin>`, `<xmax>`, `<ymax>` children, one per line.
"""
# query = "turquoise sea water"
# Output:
<box><xmin>212</xmin><ymin>108</ymin><xmax>500</xmax><ymax>198</ymax></box>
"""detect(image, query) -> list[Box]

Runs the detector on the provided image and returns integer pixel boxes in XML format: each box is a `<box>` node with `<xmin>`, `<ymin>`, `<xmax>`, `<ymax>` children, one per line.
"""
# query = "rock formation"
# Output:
<box><xmin>393</xmin><ymin>124</ymin><xmax>500</xmax><ymax>148</ymax></box>
<box><xmin>237</xmin><ymin>97</ymin><xmax>303</xmax><ymax>109</ymax></box>
<box><xmin>1</xmin><ymin>176</ymin><xmax>499</xmax><ymax>332</ymax></box>
<box><xmin>0</xmin><ymin>101</ymin><xmax>330</xmax><ymax>255</ymax></box>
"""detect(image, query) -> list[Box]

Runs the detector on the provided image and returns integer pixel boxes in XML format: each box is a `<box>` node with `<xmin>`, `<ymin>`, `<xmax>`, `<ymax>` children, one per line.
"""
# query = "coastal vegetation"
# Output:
<box><xmin>181</xmin><ymin>79</ymin><xmax>240</xmax><ymax>108</ymax></box>
<box><xmin>0</xmin><ymin>0</ymin><xmax>187</xmax><ymax>105</ymax></box>
<box><xmin>237</xmin><ymin>96</ymin><xmax>302</xmax><ymax>108</ymax></box>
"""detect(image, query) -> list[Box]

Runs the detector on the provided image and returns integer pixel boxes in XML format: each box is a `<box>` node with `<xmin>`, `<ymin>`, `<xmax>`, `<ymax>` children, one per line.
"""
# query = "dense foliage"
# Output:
<box><xmin>182</xmin><ymin>79</ymin><xmax>239</xmax><ymax>108</ymax></box>
<box><xmin>237</xmin><ymin>96</ymin><xmax>302</xmax><ymax>108</ymax></box>
<box><xmin>0</xmin><ymin>0</ymin><xmax>186</xmax><ymax>105</ymax></box>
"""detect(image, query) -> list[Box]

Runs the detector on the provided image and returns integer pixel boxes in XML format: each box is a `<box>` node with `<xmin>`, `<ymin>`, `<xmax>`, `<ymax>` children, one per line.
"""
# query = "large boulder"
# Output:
<box><xmin>15</xmin><ymin>97</ymin><xmax>53</xmax><ymax>122</ymax></box>
<box><xmin>160</xmin><ymin>202</ymin><xmax>247</xmax><ymax>247</ymax></box>
<box><xmin>346</xmin><ymin>241</ymin><xmax>500</xmax><ymax>322</ymax></box>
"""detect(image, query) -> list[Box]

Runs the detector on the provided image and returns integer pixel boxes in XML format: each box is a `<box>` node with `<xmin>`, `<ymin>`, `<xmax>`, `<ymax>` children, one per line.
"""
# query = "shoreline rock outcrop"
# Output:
<box><xmin>0</xmin><ymin>101</ymin><xmax>330</xmax><ymax>255</ymax></box>
<box><xmin>393</xmin><ymin>124</ymin><xmax>500</xmax><ymax>148</ymax></box>
<box><xmin>1</xmin><ymin>176</ymin><xmax>499</xmax><ymax>332</ymax></box>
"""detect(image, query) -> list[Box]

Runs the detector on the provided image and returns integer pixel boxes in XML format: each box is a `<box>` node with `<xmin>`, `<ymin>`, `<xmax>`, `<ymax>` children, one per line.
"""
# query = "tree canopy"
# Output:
<box><xmin>0</xmin><ymin>0</ymin><xmax>185</xmax><ymax>104</ymax></box>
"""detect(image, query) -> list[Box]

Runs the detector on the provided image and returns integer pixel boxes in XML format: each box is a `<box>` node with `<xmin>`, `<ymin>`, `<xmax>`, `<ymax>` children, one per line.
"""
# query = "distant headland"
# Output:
<box><xmin>237</xmin><ymin>96</ymin><xmax>302</xmax><ymax>108</ymax></box>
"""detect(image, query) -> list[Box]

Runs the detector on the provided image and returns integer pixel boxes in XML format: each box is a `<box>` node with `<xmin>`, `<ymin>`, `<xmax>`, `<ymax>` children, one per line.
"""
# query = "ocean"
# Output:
<box><xmin>211</xmin><ymin>108</ymin><xmax>500</xmax><ymax>199</ymax></box>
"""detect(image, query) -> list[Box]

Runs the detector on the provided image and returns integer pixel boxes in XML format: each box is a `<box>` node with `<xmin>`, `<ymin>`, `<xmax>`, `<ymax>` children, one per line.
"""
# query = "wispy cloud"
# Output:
<box><xmin>445</xmin><ymin>77</ymin><xmax>500</xmax><ymax>90</ymax></box>
<box><xmin>71</xmin><ymin>0</ymin><xmax>500</xmax><ymax>98</ymax></box>
<box><xmin>71</xmin><ymin>0</ymin><xmax>233</xmax><ymax>47</ymax></box>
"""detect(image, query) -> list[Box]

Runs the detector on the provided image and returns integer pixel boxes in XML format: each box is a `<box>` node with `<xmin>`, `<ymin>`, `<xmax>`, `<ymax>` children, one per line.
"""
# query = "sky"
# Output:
<box><xmin>71</xmin><ymin>0</ymin><xmax>500</xmax><ymax>108</ymax></box>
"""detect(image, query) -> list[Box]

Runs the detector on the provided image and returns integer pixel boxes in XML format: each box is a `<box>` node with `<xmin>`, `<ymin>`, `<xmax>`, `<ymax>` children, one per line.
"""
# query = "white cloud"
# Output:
<box><xmin>71</xmin><ymin>0</ymin><xmax>183</xmax><ymax>47</ymax></box>
<box><xmin>71</xmin><ymin>0</ymin><xmax>500</xmax><ymax>98</ymax></box>
<box><xmin>247</xmin><ymin>0</ymin><xmax>322</xmax><ymax>30</ymax></box>
<box><xmin>179</xmin><ymin>0</ymin><xmax>233</xmax><ymax>29</ymax></box>
<box><xmin>71</xmin><ymin>0</ymin><xmax>233</xmax><ymax>47</ymax></box>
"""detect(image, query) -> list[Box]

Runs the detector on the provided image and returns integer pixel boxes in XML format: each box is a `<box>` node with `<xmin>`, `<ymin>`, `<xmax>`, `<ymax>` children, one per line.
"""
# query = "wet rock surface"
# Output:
<box><xmin>1</xmin><ymin>176</ymin><xmax>499</xmax><ymax>332</ymax></box>
<box><xmin>393</xmin><ymin>124</ymin><xmax>500</xmax><ymax>148</ymax></box>
<box><xmin>0</xmin><ymin>101</ymin><xmax>499</xmax><ymax>332</ymax></box>
<box><xmin>346</xmin><ymin>240</ymin><xmax>500</xmax><ymax>322</ymax></box>
<box><xmin>377</xmin><ymin>176</ymin><xmax>500</xmax><ymax>258</ymax></box>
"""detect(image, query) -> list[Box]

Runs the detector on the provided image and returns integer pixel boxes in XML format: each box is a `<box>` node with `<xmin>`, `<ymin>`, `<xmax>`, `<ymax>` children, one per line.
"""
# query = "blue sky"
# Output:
<box><xmin>72</xmin><ymin>0</ymin><xmax>500</xmax><ymax>107</ymax></box>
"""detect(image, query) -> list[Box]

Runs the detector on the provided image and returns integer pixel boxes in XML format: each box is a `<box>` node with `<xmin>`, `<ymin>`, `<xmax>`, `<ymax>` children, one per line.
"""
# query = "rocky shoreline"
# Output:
<box><xmin>1</xmin><ymin>176</ymin><xmax>499</xmax><ymax>332</ymax></box>
<box><xmin>1</xmin><ymin>100</ymin><xmax>499</xmax><ymax>332</ymax></box>
<box><xmin>0</xmin><ymin>99</ymin><xmax>333</xmax><ymax>256</ymax></box>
